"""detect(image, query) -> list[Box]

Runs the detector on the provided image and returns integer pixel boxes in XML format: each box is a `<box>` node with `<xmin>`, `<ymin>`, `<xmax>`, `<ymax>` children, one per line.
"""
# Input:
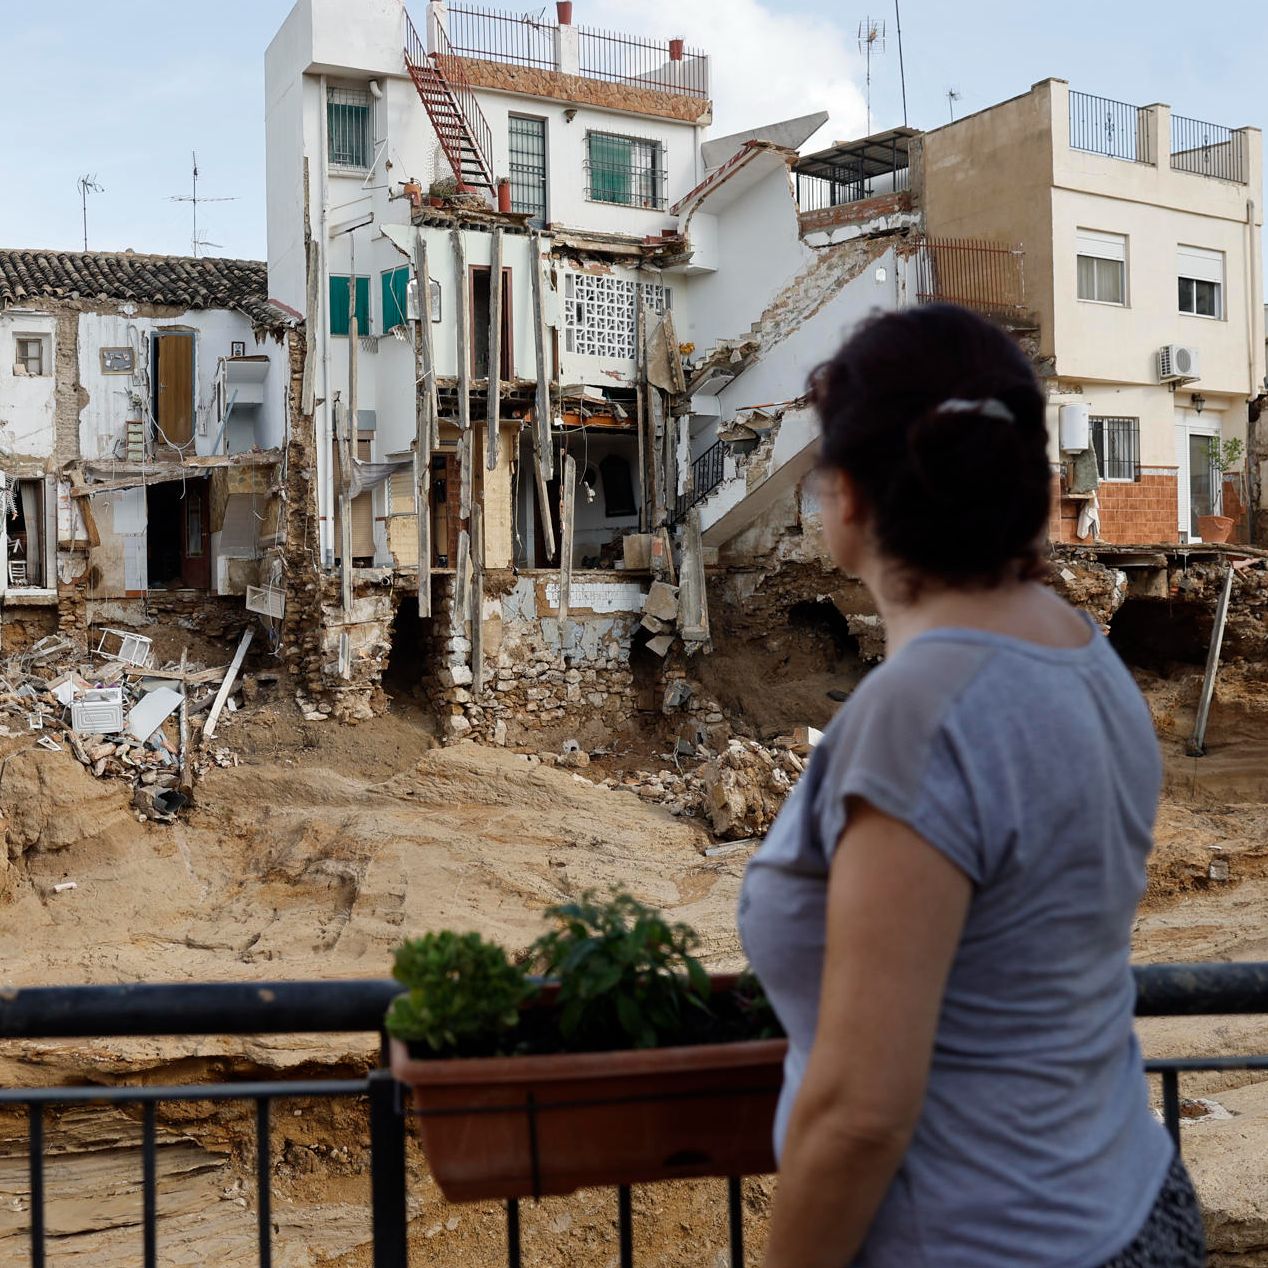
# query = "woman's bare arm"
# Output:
<box><xmin>762</xmin><ymin>799</ymin><xmax>973</xmax><ymax>1268</ymax></box>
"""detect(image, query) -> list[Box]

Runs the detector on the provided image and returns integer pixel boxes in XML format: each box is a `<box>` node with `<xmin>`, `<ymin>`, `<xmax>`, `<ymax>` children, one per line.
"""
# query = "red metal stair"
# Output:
<box><xmin>405</xmin><ymin>12</ymin><xmax>496</xmax><ymax>199</ymax></box>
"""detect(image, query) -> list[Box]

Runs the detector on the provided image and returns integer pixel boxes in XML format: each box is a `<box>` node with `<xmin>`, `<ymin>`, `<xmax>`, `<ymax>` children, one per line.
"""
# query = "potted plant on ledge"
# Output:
<box><xmin>385</xmin><ymin>893</ymin><xmax>786</xmax><ymax>1201</ymax></box>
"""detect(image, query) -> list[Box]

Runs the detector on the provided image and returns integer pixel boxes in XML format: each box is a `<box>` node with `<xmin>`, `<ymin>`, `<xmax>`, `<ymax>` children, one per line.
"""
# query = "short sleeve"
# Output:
<box><xmin>812</xmin><ymin>651</ymin><xmax>990</xmax><ymax>885</ymax></box>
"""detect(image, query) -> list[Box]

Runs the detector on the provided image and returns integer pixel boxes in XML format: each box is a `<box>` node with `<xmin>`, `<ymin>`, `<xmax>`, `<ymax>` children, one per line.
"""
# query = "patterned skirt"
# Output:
<box><xmin>1100</xmin><ymin>1153</ymin><xmax>1206</xmax><ymax>1267</ymax></box>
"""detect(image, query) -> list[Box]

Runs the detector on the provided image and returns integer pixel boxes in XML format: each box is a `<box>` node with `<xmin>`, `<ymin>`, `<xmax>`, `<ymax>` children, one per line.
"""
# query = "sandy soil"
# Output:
<box><xmin>5</xmin><ymin>654</ymin><xmax>1268</xmax><ymax>1263</ymax></box>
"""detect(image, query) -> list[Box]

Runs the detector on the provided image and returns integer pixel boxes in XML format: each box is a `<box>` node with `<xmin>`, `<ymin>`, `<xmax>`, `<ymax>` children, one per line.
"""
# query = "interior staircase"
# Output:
<box><xmin>404</xmin><ymin>12</ymin><xmax>496</xmax><ymax>199</ymax></box>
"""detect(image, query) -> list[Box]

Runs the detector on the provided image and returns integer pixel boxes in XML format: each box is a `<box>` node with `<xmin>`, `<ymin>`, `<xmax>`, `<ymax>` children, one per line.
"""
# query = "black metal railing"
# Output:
<box><xmin>6</xmin><ymin>964</ymin><xmax>1268</xmax><ymax>1265</ymax></box>
<box><xmin>576</xmin><ymin>25</ymin><xmax>709</xmax><ymax>99</ymax></box>
<box><xmin>1068</xmin><ymin>90</ymin><xmax>1152</xmax><ymax>163</ymax></box>
<box><xmin>912</xmin><ymin>237</ymin><xmax>1027</xmax><ymax>319</ymax></box>
<box><xmin>795</xmin><ymin>165</ymin><xmax>911</xmax><ymax>213</ymax></box>
<box><xmin>1171</xmin><ymin>114</ymin><xmax>1248</xmax><ymax>183</ymax></box>
<box><xmin>674</xmin><ymin>439</ymin><xmax>728</xmax><ymax>521</ymax></box>
<box><xmin>447</xmin><ymin>3</ymin><xmax>558</xmax><ymax>71</ymax></box>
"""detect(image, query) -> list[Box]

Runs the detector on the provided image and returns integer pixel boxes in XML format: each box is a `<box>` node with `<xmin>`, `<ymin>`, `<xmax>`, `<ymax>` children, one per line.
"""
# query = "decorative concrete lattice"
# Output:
<box><xmin>563</xmin><ymin>273</ymin><xmax>670</xmax><ymax>360</ymax></box>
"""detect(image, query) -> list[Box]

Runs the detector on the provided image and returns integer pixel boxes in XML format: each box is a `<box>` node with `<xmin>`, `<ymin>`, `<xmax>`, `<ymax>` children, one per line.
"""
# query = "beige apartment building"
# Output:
<box><xmin>918</xmin><ymin>78</ymin><xmax>1264</xmax><ymax>545</ymax></box>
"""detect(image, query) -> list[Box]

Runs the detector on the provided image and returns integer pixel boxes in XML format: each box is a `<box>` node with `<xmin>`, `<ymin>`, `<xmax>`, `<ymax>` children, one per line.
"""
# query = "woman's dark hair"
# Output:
<box><xmin>812</xmin><ymin>303</ymin><xmax>1050</xmax><ymax>591</ymax></box>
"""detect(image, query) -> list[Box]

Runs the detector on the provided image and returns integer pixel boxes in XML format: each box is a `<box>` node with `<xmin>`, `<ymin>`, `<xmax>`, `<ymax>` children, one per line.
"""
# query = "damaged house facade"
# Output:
<box><xmin>0</xmin><ymin>250</ymin><xmax>297</xmax><ymax>650</ymax></box>
<box><xmin>263</xmin><ymin>0</ymin><xmax>1267</xmax><ymax>735</ymax></box>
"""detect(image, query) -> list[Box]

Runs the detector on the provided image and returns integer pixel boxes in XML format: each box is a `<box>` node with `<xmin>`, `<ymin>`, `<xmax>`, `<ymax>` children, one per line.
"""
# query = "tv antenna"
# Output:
<box><xmin>947</xmin><ymin>87</ymin><xmax>962</xmax><ymax>122</ymax></box>
<box><xmin>167</xmin><ymin>152</ymin><xmax>237</xmax><ymax>257</ymax></box>
<box><xmin>76</xmin><ymin>174</ymin><xmax>104</xmax><ymax>251</ymax></box>
<box><xmin>893</xmin><ymin>1</ymin><xmax>908</xmax><ymax>126</ymax></box>
<box><xmin>857</xmin><ymin>18</ymin><xmax>886</xmax><ymax>135</ymax></box>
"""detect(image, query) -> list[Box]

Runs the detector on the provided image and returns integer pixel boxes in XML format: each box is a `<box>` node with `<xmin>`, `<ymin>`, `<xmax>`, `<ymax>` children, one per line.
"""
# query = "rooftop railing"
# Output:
<box><xmin>4</xmin><ymin>963</ymin><xmax>1265</xmax><ymax>1264</ymax></box>
<box><xmin>448</xmin><ymin>3</ymin><xmax>557</xmax><ymax>71</ymax></box>
<box><xmin>1068</xmin><ymin>90</ymin><xmax>1153</xmax><ymax>163</ymax></box>
<box><xmin>1171</xmin><ymin>114</ymin><xmax>1249</xmax><ymax>183</ymax></box>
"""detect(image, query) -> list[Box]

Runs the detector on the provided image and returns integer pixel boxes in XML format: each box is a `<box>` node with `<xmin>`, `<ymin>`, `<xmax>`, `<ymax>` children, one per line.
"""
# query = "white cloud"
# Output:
<box><xmin>578</xmin><ymin>0</ymin><xmax>868</xmax><ymax>148</ymax></box>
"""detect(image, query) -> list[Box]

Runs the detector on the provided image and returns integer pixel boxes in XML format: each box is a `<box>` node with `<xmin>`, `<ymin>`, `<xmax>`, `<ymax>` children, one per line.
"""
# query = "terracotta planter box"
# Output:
<box><xmin>1196</xmin><ymin>514</ymin><xmax>1234</xmax><ymax>543</ymax></box>
<box><xmin>389</xmin><ymin>990</ymin><xmax>786</xmax><ymax>1200</ymax></box>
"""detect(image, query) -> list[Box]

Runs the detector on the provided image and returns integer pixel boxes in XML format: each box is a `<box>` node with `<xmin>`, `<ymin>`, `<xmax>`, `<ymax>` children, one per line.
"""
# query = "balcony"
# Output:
<box><xmin>425</xmin><ymin>2</ymin><xmax>710</xmax><ymax>111</ymax></box>
<box><xmin>1068</xmin><ymin>89</ymin><xmax>1250</xmax><ymax>183</ymax></box>
<box><xmin>1</xmin><ymin>964</ymin><xmax>1265</xmax><ymax>1265</ymax></box>
<box><xmin>794</xmin><ymin>129</ymin><xmax>917</xmax><ymax>234</ymax></box>
<box><xmin>911</xmin><ymin>237</ymin><xmax>1032</xmax><ymax>324</ymax></box>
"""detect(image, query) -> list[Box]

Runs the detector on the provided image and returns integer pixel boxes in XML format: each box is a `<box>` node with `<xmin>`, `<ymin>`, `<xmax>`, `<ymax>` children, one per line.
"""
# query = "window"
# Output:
<box><xmin>382</xmin><ymin>266</ymin><xmax>410</xmax><ymax>332</ymax></box>
<box><xmin>1178</xmin><ymin>245</ymin><xmax>1225</xmax><ymax>318</ymax></box>
<box><xmin>1091</xmin><ymin>415</ymin><xmax>1140</xmax><ymax>481</ymax></box>
<box><xmin>328</xmin><ymin>87</ymin><xmax>372</xmax><ymax>170</ymax></box>
<box><xmin>586</xmin><ymin>131</ymin><xmax>666</xmax><ymax>210</ymax></box>
<box><xmin>563</xmin><ymin>272</ymin><xmax>670</xmax><ymax>359</ymax></box>
<box><xmin>1076</xmin><ymin>229</ymin><xmax>1127</xmax><ymax>305</ymax></box>
<box><xmin>509</xmin><ymin>116</ymin><xmax>547</xmax><ymax>224</ymax></box>
<box><xmin>329</xmin><ymin>275</ymin><xmax>371</xmax><ymax>336</ymax></box>
<box><xmin>14</xmin><ymin>334</ymin><xmax>49</xmax><ymax>376</ymax></box>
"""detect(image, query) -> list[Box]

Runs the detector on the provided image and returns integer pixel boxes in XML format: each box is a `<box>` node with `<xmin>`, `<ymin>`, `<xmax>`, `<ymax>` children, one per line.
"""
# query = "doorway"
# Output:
<box><xmin>470</xmin><ymin>267</ymin><xmax>512</xmax><ymax>379</ymax></box>
<box><xmin>6</xmin><ymin>479</ymin><xmax>45</xmax><ymax>588</ymax></box>
<box><xmin>147</xmin><ymin>478</ymin><xmax>210</xmax><ymax>589</ymax></box>
<box><xmin>152</xmin><ymin>331</ymin><xmax>196</xmax><ymax>454</ymax></box>
<box><xmin>1175</xmin><ymin>413</ymin><xmax>1220</xmax><ymax>541</ymax></box>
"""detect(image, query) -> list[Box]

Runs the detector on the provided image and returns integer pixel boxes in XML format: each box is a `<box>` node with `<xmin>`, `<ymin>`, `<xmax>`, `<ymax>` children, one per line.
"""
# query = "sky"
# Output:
<box><xmin>1</xmin><ymin>0</ymin><xmax>1265</xmax><ymax>263</ymax></box>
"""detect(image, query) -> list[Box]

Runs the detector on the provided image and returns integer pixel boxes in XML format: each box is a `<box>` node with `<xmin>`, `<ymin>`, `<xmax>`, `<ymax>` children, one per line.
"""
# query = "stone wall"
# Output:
<box><xmin>430</xmin><ymin>571</ymin><xmax>646</xmax><ymax>747</ymax></box>
<box><xmin>455</xmin><ymin>58</ymin><xmax>709</xmax><ymax>124</ymax></box>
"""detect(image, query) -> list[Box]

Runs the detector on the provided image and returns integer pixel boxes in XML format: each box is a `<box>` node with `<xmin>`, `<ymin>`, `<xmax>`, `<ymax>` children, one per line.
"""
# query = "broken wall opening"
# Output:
<box><xmin>146</xmin><ymin>478</ymin><xmax>210</xmax><ymax>591</ymax></box>
<box><xmin>7</xmin><ymin>479</ymin><xmax>45</xmax><ymax>587</ymax></box>
<box><xmin>384</xmin><ymin>599</ymin><xmax>438</xmax><ymax>709</ymax></box>
<box><xmin>1109</xmin><ymin>597</ymin><xmax>1214</xmax><ymax>673</ymax></box>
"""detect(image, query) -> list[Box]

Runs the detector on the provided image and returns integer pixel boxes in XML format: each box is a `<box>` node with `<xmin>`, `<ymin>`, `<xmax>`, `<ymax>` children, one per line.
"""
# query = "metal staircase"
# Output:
<box><xmin>404</xmin><ymin>11</ymin><xmax>496</xmax><ymax>199</ymax></box>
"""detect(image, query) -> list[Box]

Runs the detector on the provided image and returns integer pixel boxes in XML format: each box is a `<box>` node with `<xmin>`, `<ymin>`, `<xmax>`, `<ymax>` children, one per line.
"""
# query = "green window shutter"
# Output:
<box><xmin>381</xmin><ymin>267</ymin><xmax>409</xmax><ymax>331</ymax></box>
<box><xmin>589</xmin><ymin>133</ymin><xmax>632</xmax><ymax>205</ymax></box>
<box><xmin>330</xmin><ymin>276</ymin><xmax>371</xmax><ymax>336</ymax></box>
<box><xmin>330</xmin><ymin>275</ymin><xmax>350</xmax><ymax>336</ymax></box>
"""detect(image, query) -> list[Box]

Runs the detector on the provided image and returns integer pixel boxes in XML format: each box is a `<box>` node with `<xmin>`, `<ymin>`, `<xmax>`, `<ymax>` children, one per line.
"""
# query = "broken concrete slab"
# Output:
<box><xmin>643</xmin><ymin>582</ymin><xmax>680</xmax><ymax>623</ymax></box>
<box><xmin>126</xmin><ymin>687</ymin><xmax>183</xmax><ymax>743</ymax></box>
<box><xmin>645</xmin><ymin>634</ymin><xmax>674</xmax><ymax>658</ymax></box>
<box><xmin>622</xmin><ymin>534</ymin><xmax>653</xmax><ymax>571</ymax></box>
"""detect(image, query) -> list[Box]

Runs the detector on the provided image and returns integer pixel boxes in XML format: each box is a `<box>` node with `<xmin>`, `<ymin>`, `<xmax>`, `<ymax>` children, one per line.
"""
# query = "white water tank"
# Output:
<box><xmin>1058</xmin><ymin>403</ymin><xmax>1090</xmax><ymax>453</ymax></box>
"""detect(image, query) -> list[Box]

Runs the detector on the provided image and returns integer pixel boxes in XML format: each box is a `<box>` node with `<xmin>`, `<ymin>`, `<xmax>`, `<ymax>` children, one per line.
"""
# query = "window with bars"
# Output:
<box><xmin>585</xmin><ymin>132</ymin><xmax>666</xmax><ymax>210</ymax></box>
<box><xmin>328</xmin><ymin>87</ymin><xmax>372</xmax><ymax>170</ymax></box>
<box><xmin>563</xmin><ymin>273</ymin><xmax>670</xmax><ymax>360</ymax></box>
<box><xmin>1091</xmin><ymin>416</ymin><xmax>1140</xmax><ymax>481</ymax></box>
<box><xmin>508</xmin><ymin>116</ymin><xmax>547</xmax><ymax>224</ymax></box>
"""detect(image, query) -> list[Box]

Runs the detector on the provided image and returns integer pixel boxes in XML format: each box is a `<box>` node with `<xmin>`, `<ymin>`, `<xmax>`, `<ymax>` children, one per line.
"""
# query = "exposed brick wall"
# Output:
<box><xmin>1049</xmin><ymin>471</ymin><xmax>1179</xmax><ymax>545</ymax></box>
<box><xmin>797</xmin><ymin>192</ymin><xmax>912</xmax><ymax>236</ymax></box>
<box><xmin>455</xmin><ymin>58</ymin><xmax>710</xmax><ymax>124</ymax></box>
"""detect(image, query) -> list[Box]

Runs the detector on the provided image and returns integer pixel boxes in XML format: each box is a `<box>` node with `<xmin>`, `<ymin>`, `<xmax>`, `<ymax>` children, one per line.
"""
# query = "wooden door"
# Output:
<box><xmin>180</xmin><ymin>479</ymin><xmax>211</xmax><ymax>589</ymax></box>
<box><xmin>155</xmin><ymin>332</ymin><xmax>195</xmax><ymax>449</ymax></box>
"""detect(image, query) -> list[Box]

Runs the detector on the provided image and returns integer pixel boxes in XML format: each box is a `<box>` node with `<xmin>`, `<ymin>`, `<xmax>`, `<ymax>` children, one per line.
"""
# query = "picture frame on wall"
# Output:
<box><xmin>99</xmin><ymin>346</ymin><xmax>135</xmax><ymax>374</ymax></box>
<box><xmin>230</xmin><ymin>341</ymin><xmax>246</xmax><ymax>358</ymax></box>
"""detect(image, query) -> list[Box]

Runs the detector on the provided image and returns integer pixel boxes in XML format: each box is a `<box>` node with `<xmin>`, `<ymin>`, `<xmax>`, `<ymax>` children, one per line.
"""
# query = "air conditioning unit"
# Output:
<box><xmin>1158</xmin><ymin>344</ymin><xmax>1200</xmax><ymax>383</ymax></box>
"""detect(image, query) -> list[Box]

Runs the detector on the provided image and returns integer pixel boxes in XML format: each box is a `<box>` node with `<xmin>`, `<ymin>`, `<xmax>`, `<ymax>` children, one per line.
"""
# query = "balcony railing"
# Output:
<box><xmin>1068</xmin><ymin>90</ymin><xmax>1152</xmax><ymax>163</ymax></box>
<box><xmin>1171</xmin><ymin>114</ymin><xmax>1249</xmax><ymax>183</ymax></box>
<box><xmin>6</xmin><ymin>963</ymin><xmax>1264</xmax><ymax>1265</ymax></box>
<box><xmin>912</xmin><ymin>237</ymin><xmax>1028</xmax><ymax>320</ymax></box>
<box><xmin>796</xmin><ymin>165</ymin><xmax>910</xmax><ymax>213</ymax></box>
<box><xmin>430</xmin><ymin>5</ymin><xmax>709</xmax><ymax>99</ymax></box>
<box><xmin>674</xmin><ymin>439</ymin><xmax>727</xmax><ymax>521</ymax></box>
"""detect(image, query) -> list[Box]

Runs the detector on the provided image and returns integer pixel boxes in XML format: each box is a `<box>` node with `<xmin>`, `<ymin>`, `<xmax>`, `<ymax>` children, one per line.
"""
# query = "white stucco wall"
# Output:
<box><xmin>0</xmin><ymin>312</ymin><xmax>57</xmax><ymax>460</ymax></box>
<box><xmin>76</xmin><ymin>311</ymin><xmax>288</xmax><ymax>462</ymax></box>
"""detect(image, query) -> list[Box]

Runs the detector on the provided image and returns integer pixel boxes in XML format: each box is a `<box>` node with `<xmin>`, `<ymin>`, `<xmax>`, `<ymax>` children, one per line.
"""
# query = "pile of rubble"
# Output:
<box><xmin>0</xmin><ymin>629</ymin><xmax>257</xmax><ymax>823</ymax></box>
<box><xmin>599</xmin><ymin>731</ymin><xmax>816</xmax><ymax>840</ymax></box>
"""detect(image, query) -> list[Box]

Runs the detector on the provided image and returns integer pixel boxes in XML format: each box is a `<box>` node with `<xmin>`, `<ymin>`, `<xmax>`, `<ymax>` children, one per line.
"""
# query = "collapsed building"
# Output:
<box><xmin>0</xmin><ymin>249</ymin><xmax>298</xmax><ymax>651</ymax></box>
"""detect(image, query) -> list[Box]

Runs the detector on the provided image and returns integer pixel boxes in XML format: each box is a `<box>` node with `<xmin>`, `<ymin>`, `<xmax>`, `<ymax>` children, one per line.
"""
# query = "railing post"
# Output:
<box><xmin>1145</xmin><ymin>103</ymin><xmax>1169</xmax><ymax>170</ymax></box>
<box><xmin>426</xmin><ymin>0</ymin><xmax>448</xmax><ymax>56</ymax></box>
<box><xmin>369</xmin><ymin>1069</ymin><xmax>409</xmax><ymax>1267</ymax></box>
<box><xmin>557</xmin><ymin>22</ymin><xmax>579</xmax><ymax>76</ymax></box>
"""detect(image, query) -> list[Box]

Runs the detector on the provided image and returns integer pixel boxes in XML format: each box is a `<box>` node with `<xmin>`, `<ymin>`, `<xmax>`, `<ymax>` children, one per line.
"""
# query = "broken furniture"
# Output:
<box><xmin>95</xmin><ymin>628</ymin><xmax>154</xmax><ymax>669</ymax></box>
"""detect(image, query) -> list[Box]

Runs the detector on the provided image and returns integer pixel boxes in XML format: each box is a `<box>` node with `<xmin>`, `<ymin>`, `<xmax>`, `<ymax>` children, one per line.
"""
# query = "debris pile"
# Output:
<box><xmin>0</xmin><ymin>629</ymin><xmax>261</xmax><ymax>823</ymax></box>
<box><xmin>600</xmin><ymin>731</ymin><xmax>816</xmax><ymax>840</ymax></box>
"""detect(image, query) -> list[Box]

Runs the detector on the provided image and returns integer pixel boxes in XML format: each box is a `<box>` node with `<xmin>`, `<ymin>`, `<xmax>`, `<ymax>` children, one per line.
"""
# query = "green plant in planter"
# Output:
<box><xmin>386</xmin><ymin>930</ymin><xmax>535</xmax><ymax>1055</ymax></box>
<box><xmin>529</xmin><ymin>891</ymin><xmax>711</xmax><ymax>1051</ymax></box>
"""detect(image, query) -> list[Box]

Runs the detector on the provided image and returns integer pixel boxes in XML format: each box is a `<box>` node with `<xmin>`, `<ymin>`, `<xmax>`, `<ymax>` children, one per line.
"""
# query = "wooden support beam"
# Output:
<box><xmin>558</xmin><ymin>453</ymin><xmax>576</xmax><ymax>624</ymax></box>
<box><xmin>486</xmin><ymin>226</ymin><xmax>503</xmax><ymax>473</ymax></box>
<box><xmin>636</xmin><ymin>293</ymin><xmax>650</xmax><ymax>531</ymax></box>
<box><xmin>454</xmin><ymin>529</ymin><xmax>471</xmax><ymax>624</ymax></box>
<box><xmin>529</xmin><ymin>234</ymin><xmax>554</xmax><ymax>482</ymax></box>
<box><xmin>470</xmin><ymin>505</ymin><xmax>484</xmax><ymax>695</ymax></box>
<box><xmin>1188</xmin><ymin>564</ymin><xmax>1236</xmax><ymax>757</ymax></box>
<box><xmin>453</xmin><ymin>229</ymin><xmax>473</xmax><ymax>522</ymax></box>
<box><xmin>531</xmin><ymin>428</ymin><xmax>556</xmax><ymax>563</ymax></box>
<box><xmin>458</xmin><ymin>430</ymin><xmax>473</xmax><ymax>522</ymax></box>
<box><xmin>204</xmin><ymin>627</ymin><xmax>254</xmax><ymax>740</ymax></box>
<box><xmin>414</xmin><ymin>231</ymin><xmax>434</xmax><ymax>618</ymax></box>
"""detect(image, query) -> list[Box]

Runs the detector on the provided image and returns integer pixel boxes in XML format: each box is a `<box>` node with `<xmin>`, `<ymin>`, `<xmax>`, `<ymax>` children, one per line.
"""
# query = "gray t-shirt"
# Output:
<box><xmin>739</xmin><ymin>623</ymin><xmax>1173</xmax><ymax>1268</ymax></box>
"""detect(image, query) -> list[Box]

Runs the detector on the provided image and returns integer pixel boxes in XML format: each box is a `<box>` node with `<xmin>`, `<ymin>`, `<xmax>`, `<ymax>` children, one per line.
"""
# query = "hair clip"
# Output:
<box><xmin>935</xmin><ymin>397</ymin><xmax>1015</xmax><ymax>424</ymax></box>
